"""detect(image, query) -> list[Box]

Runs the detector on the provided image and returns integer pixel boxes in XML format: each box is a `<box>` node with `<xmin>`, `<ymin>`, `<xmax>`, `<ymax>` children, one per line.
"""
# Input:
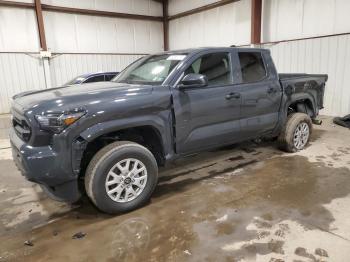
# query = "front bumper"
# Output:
<box><xmin>10</xmin><ymin>127</ymin><xmax>81</xmax><ymax>202</ymax></box>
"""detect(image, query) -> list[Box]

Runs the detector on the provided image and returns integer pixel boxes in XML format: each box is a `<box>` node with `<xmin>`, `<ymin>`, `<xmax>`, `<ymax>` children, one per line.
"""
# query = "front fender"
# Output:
<box><xmin>79</xmin><ymin>112</ymin><xmax>174</xmax><ymax>158</ymax></box>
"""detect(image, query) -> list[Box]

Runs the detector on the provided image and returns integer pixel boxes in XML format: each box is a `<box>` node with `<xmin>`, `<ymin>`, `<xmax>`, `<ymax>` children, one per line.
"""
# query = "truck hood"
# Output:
<box><xmin>13</xmin><ymin>82</ymin><xmax>154</xmax><ymax>112</ymax></box>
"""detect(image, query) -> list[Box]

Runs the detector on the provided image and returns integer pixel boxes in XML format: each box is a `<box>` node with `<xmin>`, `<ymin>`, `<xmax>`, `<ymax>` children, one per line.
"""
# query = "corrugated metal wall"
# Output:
<box><xmin>0</xmin><ymin>53</ymin><xmax>46</xmax><ymax>113</ymax></box>
<box><xmin>0</xmin><ymin>53</ymin><xmax>145</xmax><ymax>113</ymax></box>
<box><xmin>50</xmin><ymin>54</ymin><xmax>144</xmax><ymax>87</ymax></box>
<box><xmin>167</xmin><ymin>0</ymin><xmax>350</xmax><ymax>116</ymax></box>
<box><xmin>261</xmin><ymin>0</ymin><xmax>350</xmax><ymax>116</ymax></box>
<box><xmin>0</xmin><ymin>0</ymin><xmax>163</xmax><ymax>54</ymax></box>
<box><xmin>42</xmin><ymin>0</ymin><xmax>163</xmax><ymax>16</ymax></box>
<box><xmin>168</xmin><ymin>0</ymin><xmax>219</xmax><ymax>16</ymax></box>
<box><xmin>169</xmin><ymin>0</ymin><xmax>251</xmax><ymax>49</ymax></box>
<box><xmin>263</xmin><ymin>35</ymin><xmax>350</xmax><ymax>117</ymax></box>
<box><xmin>0</xmin><ymin>6</ymin><xmax>39</xmax><ymax>52</ymax></box>
<box><xmin>0</xmin><ymin>0</ymin><xmax>163</xmax><ymax>114</ymax></box>
<box><xmin>262</xmin><ymin>0</ymin><xmax>350</xmax><ymax>42</ymax></box>
<box><xmin>42</xmin><ymin>0</ymin><xmax>163</xmax><ymax>54</ymax></box>
<box><xmin>44</xmin><ymin>13</ymin><xmax>163</xmax><ymax>54</ymax></box>
<box><xmin>2</xmin><ymin>0</ymin><xmax>350</xmax><ymax>116</ymax></box>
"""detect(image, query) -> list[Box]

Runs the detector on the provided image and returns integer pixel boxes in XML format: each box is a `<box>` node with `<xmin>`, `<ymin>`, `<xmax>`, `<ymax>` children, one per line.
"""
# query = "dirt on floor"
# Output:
<box><xmin>0</xmin><ymin>115</ymin><xmax>349</xmax><ymax>262</ymax></box>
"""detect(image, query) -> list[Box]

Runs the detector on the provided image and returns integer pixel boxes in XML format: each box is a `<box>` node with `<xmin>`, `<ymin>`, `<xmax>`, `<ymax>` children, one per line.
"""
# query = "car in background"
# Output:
<box><xmin>64</xmin><ymin>72</ymin><xmax>119</xmax><ymax>86</ymax></box>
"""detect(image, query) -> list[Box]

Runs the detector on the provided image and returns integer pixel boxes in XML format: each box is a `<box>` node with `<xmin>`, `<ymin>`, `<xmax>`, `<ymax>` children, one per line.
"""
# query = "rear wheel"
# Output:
<box><xmin>278</xmin><ymin>113</ymin><xmax>312</xmax><ymax>152</ymax></box>
<box><xmin>85</xmin><ymin>141</ymin><xmax>158</xmax><ymax>214</ymax></box>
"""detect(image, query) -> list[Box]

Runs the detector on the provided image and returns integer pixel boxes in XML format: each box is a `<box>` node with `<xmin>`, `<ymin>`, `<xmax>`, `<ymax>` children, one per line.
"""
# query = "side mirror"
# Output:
<box><xmin>178</xmin><ymin>73</ymin><xmax>208</xmax><ymax>89</ymax></box>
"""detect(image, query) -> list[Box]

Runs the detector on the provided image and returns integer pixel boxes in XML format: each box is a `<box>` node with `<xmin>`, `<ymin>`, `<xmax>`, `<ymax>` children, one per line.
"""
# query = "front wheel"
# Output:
<box><xmin>85</xmin><ymin>141</ymin><xmax>158</xmax><ymax>214</ymax></box>
<box><xmin>278</xmin><ymin>113</ymin><xmax>313</xmax><ymax>152</ymax></box>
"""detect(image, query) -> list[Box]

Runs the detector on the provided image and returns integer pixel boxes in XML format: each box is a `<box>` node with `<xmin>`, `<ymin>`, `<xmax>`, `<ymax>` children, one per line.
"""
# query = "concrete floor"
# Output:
<box><xmin>0</xmin><ymin>115</ymin><xmax>349</xmax><ymax>262</ymax></box>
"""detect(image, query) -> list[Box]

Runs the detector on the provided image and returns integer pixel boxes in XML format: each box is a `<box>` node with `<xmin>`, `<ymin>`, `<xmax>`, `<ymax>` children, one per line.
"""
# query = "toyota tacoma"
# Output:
<box><xmin>10</xmin><ymin>47</ymin><xmax>327</xmax><ymax>214</ymax></box>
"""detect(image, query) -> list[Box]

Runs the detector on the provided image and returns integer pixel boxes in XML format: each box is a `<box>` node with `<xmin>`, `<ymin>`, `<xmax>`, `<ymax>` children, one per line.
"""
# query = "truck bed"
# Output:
<box><xmin>279</xmin><ymin>73</ymin><xmax>328</xmax><ymax>81</ymax></box>
<box><xmin>279</xmin><ymin>73</ymin><xmax>328</xmax><ymax>112</ymax></box>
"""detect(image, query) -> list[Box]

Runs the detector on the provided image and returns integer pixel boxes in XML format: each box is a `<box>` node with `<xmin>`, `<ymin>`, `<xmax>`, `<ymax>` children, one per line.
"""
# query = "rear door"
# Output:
<box><xmin>171</xmin><ymin>51</ymin><xmax>242</xmax><ymax>154</ymax></box>
<box><xmin>234</xmin><ymin>50</ymin><xmax>282</xmax><ymax>138</ymax></box>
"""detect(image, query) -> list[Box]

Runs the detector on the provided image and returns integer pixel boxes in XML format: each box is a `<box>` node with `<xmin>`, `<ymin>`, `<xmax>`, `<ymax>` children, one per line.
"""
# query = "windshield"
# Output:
<box><xmin>114</xmin><ymin>54</ymin><xmax>187</xmax><ymax>85</ymax></box>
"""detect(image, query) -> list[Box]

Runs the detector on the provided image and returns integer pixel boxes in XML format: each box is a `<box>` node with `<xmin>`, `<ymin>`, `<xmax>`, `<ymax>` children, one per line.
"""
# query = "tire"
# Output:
<box><xmin>85</xmin><ymin>141</ymin><xmax>158</xmax><ymax>214</ymax></box>
<box><xmin>278</xmin><ymin>113</ymin><xmax>313</xmax><ymax>152</ymax></box>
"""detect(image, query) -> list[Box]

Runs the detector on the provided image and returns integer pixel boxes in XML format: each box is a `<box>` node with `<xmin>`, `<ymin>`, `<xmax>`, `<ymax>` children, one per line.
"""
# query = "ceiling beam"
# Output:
<box><xmin>34</xmin><ymin>0</ymin><xmax>47</xmax><ymax>51</ymax></box>
<box><xmin>0</xmin><ymin>1</ymin><xmax>163</xmax><ymax>22</ymax></box>
<box><xmin>251</xmin><ymin>0</ymin><xmax>262</xmax><ymax>44</ymax></box>
<box><xmin>168</xmin><ymin>0</ymin><xmax>240</xmax><ymax>21</ymax></box>
<box><xmin>0</xmin><ymin>0</ymin><xmax>34</xmax><ymax>8</ymax></box>
<box><xmin>41</xmin><ymin>4</ymin><xmax>163</xmax><ymax>22</ymax></box>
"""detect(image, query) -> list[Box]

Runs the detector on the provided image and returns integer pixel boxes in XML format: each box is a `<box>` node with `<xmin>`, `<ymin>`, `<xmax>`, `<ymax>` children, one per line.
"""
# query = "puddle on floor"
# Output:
<box><xmin>1</xmin><ymin>155</ymin><xmax>350</xmax><ymax>262</ymax></box>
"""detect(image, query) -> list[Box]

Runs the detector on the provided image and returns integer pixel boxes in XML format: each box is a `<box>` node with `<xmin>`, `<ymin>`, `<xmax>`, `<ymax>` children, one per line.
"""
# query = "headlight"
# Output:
<box><xmin>35</xmin><ymin>109</ymin><xmax>86</xmax><ymax>133</ymax></box>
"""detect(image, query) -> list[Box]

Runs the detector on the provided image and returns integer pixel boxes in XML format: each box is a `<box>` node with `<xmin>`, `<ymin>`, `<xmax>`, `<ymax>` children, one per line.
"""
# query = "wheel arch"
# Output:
<box><xmin>287</xmin><ymin>96</ymin><xmax>317</xmax><ymax>118</ymax></box>
<box><xmin>76</xmin><ymin>117</ymin><xmax>172</xmax><ymax>178</ymax></box>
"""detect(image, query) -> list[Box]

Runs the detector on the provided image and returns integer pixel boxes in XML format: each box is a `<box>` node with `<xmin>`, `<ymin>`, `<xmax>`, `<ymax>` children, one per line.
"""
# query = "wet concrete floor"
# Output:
<box><xmin>0</xmin><ymin>116</ymin><xmax>350</xmax><ymax>261</ymax></box>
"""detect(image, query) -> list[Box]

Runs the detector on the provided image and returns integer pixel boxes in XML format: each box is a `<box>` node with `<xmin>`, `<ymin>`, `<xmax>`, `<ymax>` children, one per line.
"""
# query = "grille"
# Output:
<box><xmin>12</xmin><ymin>116</ymin><xmax>31</xmax><ymax>142</ymax></box>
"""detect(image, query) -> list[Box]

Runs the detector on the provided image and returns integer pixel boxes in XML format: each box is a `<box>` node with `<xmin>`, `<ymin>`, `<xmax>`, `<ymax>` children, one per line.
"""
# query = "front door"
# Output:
<box><xmin>171</xmin><ymin>51</ymin><xmax>242</xmax><ymax>154</ymax></box>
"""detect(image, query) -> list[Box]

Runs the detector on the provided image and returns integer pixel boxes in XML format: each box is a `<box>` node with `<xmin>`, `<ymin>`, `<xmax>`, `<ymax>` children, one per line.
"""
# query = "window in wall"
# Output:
<box><xmin>185</xmin><ymin>52</ymin><xmax>232</xmax><ymax>86</ymax></box>
<box><xmin>238</xmin><ymin>52</ymin><xmax>266</xmax><ymax>83</ymax></box>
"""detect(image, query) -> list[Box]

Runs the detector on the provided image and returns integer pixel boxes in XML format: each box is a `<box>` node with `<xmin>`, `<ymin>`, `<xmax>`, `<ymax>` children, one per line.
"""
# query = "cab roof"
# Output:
<box><xmin>153</xmin><ymin>46</ymin><xmax>269</xmax><ymax>56</ymax></box>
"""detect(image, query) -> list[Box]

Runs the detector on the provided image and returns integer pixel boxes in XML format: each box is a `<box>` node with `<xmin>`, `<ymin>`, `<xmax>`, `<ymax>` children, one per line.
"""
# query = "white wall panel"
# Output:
<box><xmin>44</xmin><ymin>12</ymin><xmax>163</xmax><ymax>53</ymax></box>
<box><xmin>0</xmin><ymin>7</ymin><xmax>40</xmax><ymax>52</ymax></box>
<box><xmin>168</xmin><ymin>0</ymin><xmax>219</xmax><ymax>15</ymax></box>
<box><xmin>263</xmin><ymin>35</ymin><xmax>350</xmax><ymax>116</ymax></box>
<box><xmin>0</xmin><ymin>53</ymin><xmax>46</xmax><ymax>113</ymax></box>
<box><xmin>169</xmin><ymin>0</ymin><xmax>251</xmax><ymax>50</ymax></box>
<box><xmin>42</xmin><ymin>0</ymin><xmax>163</xmax><ymax>16</ymax></box>
<box><xmin>262</xmin><ymin>0</ymin><xmax>350</xmax><ymax>42</ymax></box>
<box><xmin>49</xmin><ymin>54</ymin><xmax>144</xmax><ymax>87</ymax></box>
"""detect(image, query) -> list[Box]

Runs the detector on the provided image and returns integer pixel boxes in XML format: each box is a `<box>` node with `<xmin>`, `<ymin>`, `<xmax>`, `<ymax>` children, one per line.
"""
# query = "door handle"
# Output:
<box><xmin>267</xmin><ymin>87</ymin><xmax>278</xmax><ymax>94</ymax></box>
<box><xmin>226</xmin><ymin>92</ymin><xmax>241</xmax><ymax>100</ymax></box>
<box><xmin>226</xmin><ymin>92</ymin><xmax>241</xmax><ymax>99</ymax></box>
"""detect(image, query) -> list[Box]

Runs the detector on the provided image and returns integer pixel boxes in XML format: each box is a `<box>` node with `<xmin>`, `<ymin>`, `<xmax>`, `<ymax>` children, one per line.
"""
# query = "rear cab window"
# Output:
<box><xmin>238</xmin><ymin>52</ymin><xmax>267</xmax><ymax>83</ymax></box>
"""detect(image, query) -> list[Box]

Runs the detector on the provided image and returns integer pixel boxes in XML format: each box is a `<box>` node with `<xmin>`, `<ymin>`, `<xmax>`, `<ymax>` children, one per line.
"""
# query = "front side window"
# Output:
<box><xmin>115</xmin><ymin>54</ymin><xmax>187</xmax><ymax>85</ymax></box>
<box><xmin>238</xmin><ymin>52</ymin><xmax>266</xmax><ymax>83</ymax></box>
<box><xmin>185</xmin><ymin>52</ymin><xmax>232</xmax><ymax>86</ymax></box>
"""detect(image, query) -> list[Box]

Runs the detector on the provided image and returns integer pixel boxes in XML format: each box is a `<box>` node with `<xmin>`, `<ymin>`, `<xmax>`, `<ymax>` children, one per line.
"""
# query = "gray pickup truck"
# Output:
<box><xmin>10</xmin><ymin>47</ymin><xmax>327</xmax><ymax>214</ymax></box>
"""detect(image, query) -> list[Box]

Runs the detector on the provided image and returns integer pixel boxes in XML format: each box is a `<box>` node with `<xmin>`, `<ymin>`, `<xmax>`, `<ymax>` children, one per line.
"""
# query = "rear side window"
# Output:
<box><xmin>185</xmin><ymin>52</ymin><xmax>232</xmax><ymax>86</ymax></box>
<box><xmin>238</xmin><ymin>52</ymin><xmax>266</xmax><ymax>83</ymax></box>
<box><xmin>84</xmin><ymin>75</ymin><xmax>105</xmax><ymax>83</ymax></box>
